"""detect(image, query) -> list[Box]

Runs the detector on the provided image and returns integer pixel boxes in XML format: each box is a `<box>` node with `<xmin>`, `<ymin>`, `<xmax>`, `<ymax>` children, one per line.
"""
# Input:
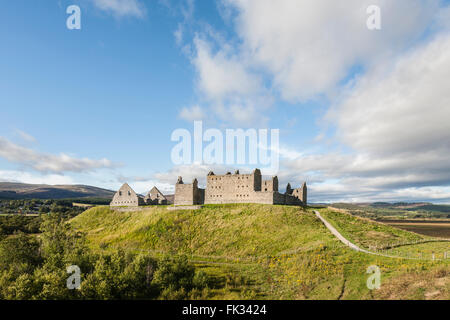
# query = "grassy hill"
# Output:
<box><xmin>319</xmin><ymin>208</ymin><xmax>428</xmax><ymax>249</ymax></box>
<box><xmin>0</xmin><ymin>182</ymin><xmax>114</xmax><ymax>199</ymax></box>
<box><xmin>70</xmin><ymin>204</ymin><xmax>449</xmax><ymax>300</ymax></box>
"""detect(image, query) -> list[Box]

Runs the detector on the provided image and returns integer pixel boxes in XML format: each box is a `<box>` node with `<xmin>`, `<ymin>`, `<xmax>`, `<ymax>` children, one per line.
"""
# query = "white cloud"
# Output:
<box><xmin>92</xmin><ymin>0</ymin><xmax>146</xmax><ymax>18</ymax></box>
<box><xmin>193</xmin><ymin>36</ymin><xmax>260</xmax><ymax>100</ymax></box>
<box><xmin>0</xmin><ymin>170</ymin><xmax>74</xmax><ymax>185</ymax></box>
<box><xmin>154</xmin><ymin>164</ymin><xmax>218</xmax><ymax>187</ymax></box>
<box><xmin>435</xmin><ymin>5</ymin><xmax>450</xmax><ymax>30</ymax></box>
<box><xmin>185</xmin><ymin>1</ymin><xmax>442</xmax><ymax>125</ymax></box>
<box><xmin>385</xmin><ymin>187</ymin><xmax>450</xmax><ymax>203</ymax></box>
<box><xmin>179</xmin><ymin>105</ymin><xmax>205</xmax><ymax>122</ymax></box>
<box><xmin>115</xmin><ymin>174</ymin><xmax>173</xmax><ymax>193</ymax></box>
<box><xmin>174</xmin><ymin>23</ymin><xmax>184</xmax><ymax>46</ymax></box>
<box><xmin>171</xmin><ymin>0</ymin><xmax>195</xmax><ymax>47</ymax></box>
<box><xmin>277</xmin><ymin>32</ymin><xmax>450</xmax><ymax>202</ymax></box>
<box><xmin>181</xmin><ymin>0</ymin><xmax>195</xmax><ymax>21</ymax></box>
<box><xmin>133</xmin><ymin>181</ymin><xmax>174</xmax><ymax>194</ymax></box>
<box><xmin>14</xmin><ymin>130</ymin><xmax>36</xmax><ymax>143</ymax></box>
<box><xmin>170</xmin><ymin>2</ymin><xmax>450</xmax><ymax>202</ymax></box>
<box><xmin>224</xmin><ymin>0</ymin><xmax>441</xmax><ymax>102</ymax></box>
<box><xmin>189</xmin><ymin>35</ymin><xmax>272</xmax><ymax>126</ymax></box>
<box><xmin>309</xmin><ymin>184</ymin><xmax>450</xmax><ymax>204</ymax></box>
<box><xmin>330</xmin><ymin>32</ymin><xmax>450</xmax><ymax>156</ymax></box>
<box><xmin>283</xmin><ymin>150</ymin><xmax>450</xmax><ymax>201</ymax></box>
<box><xmin>117</xmin><ymin>177</ymin><xmax>174</xmax><ymax>194</ymax></box>
<box><xmin>0</xmin><ymin>137</ymin><xmax>117</xmax><ymax>173</ymax></box>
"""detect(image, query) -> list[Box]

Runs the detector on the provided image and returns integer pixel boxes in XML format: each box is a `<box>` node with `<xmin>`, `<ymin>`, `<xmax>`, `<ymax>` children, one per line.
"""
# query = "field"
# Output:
<box><xmin>330</xmin><ymin>202</ymin><xmax>450</xmax><ymax>220</ymax></box>
<box><xmin>379</xmin><ymin>220</ymin><xmax>450</xmax><ymax>238</ymax></box>
<box><xmin>70</xmin><ymin>204</ymin><xmax>450</xmax><ymax>300</ymax></box>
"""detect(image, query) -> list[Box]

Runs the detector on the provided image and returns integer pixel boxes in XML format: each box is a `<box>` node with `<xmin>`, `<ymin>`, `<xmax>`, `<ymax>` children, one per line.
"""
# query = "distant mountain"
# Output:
<box><xmin>332</xmin><ymin>202</ymin><xmax>434</xmax><ymax>209</ymax></box>
<box><xmin>370</xmin><ymin>202</ymin><xmax>432</xmax><ymax>208</ymax></box>
<box><xmin>0</xmin><ymin>182</ymin><xmax>115</xmax><ymax>200</ymax></box>
<box><xmin>370</xmin><ymin>202</ymin><xmax>394</xmax><ymax>208</ymax></box>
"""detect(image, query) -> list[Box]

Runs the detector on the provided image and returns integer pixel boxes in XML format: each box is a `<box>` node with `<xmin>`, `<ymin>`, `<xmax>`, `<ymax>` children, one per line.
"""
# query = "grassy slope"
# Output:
<box><xmin>71</xmin><ymin>204</ymin><xmax>328</xmax><ymax>257</ymax></box>
<box><xmin>319</xmin><ymin>208</ymin><xmax>428</xmax><ymax>249</ymax></box>
<box><xmin>319</xmin><ymin>208</ymin><xmax>450</xmax><ymax>258</ymax></box>
<box><xmin>70</xmin><ymin>204</ymin><xmax>449</xmax><ymax>300</ymax></box>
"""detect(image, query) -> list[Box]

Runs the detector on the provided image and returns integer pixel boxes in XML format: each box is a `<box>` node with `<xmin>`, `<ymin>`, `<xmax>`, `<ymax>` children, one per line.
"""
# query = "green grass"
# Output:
<box><xmin>70</xmin><ymin>204</ymin><xmax>449</xmax><ymax>300</ymax></box>
<box><xmin>319</xmin><ymin>208</ymin><xmax>429</xmax><ymax>249</ymax></box>
<box><xmin>386</xmin><ymin>242</ymin><xmax>450</xmax><ymax>260</ymax></box>
<box><xmin>71</xmin><ymin>204</ymin><xmax>329</xmax><ymax>257</ymax></box>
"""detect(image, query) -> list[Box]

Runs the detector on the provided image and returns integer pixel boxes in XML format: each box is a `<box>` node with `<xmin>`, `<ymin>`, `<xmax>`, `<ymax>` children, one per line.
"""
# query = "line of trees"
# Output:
<box><xmin>0</xmin><ymin>198</ymin><xmax>111</xmax><ymax>216</ymax></box>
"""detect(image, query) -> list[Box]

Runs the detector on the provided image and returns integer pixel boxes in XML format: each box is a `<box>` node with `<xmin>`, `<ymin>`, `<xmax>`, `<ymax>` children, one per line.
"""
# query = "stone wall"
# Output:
<box><xmin>273</xmin><ymin>191</ymin><xmax>285</xmax><ymax>205</ymax></box>
<box><xmin>194</xmin><ymin>187</ymin><xmax>205</xmax><ymax>205</ymax></box>
<box><xmin>174</xmin><ymin>183</ymin><xmax>194</xmax><ymax>205</ymax></box>
<box><xmin>262</xmin><ymin>176</ymin><xmax>278</xmax><ymax>192</ymax></box>
<box><xmin>285</xmin><ymin>193</ymin><xmax>303</xmax><ymax>205</ymax></box>
<box><xmin>205</xmin><ymin>169</ymin><xmax>262</xmax><ymax>204</ymax></box>
<box><xmin>174</xmin><ymin>168</ymin><xmax>307</xmax><ymax>206</ymax></box>
<box><xmin>253</xmin><ymin>169</ymin><xmax>262</xmax><ymax>191</ymax></box>
<box><xmin>110</xmin><ymin>183</ymin><xmax>145</xmax><ymax>207</ymax></box>
<box><xmin>292</xmin><ymin>183</ymin><xmax>307</xmax><ymax>205</ymax></box>
<box><xmin>174</xmin><ymin>178</ymin><xmax>205</xmax><ymax>205</ymax></box>
<box><xmin>250</xmin><ymin>191</ymin><xmax>276</xmax><ymax>204</ymax></box>
<box><xmin>272</xmin><ymin>192</ymin><xmax>300</xmax><ymax>205</ymax></box>
<box><xmin>301</xmin><ymin>183</ymin><xmax>307</xmax><ymax>205</ymax></box>
<box><xmin>145</xmin><ymin>186</ymin><xmax>167</xmax><ymax>205</ymax></box>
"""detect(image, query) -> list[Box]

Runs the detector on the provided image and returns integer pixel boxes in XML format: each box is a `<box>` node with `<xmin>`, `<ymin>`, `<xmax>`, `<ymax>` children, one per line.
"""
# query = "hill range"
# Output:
<box><xmin>0</xmin><ymin>182</ymin><xmax>115</xmax><ymax>199</ymax></box>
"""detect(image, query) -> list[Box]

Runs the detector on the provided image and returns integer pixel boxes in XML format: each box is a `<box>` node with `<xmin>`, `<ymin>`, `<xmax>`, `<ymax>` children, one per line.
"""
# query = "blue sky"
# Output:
<box><xmin>1</xmin><ymin>0</ymin><xmax>450</xmax><ymax>203</ymax></box>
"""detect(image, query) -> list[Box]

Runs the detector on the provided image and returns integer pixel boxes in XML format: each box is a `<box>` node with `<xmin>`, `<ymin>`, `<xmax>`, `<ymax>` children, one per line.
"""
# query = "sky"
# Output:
<box><xmin>0</xmin><ymin>0</ymin><xmax>450</xmax><ymax>203</ymax></box>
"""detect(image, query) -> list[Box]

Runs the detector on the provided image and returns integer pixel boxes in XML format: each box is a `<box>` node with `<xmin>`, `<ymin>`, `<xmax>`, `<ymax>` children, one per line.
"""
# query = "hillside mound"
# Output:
<box><xmin>70</xmin><ymin>204</ymin><xmax>329</xmax><ymax>257</ymax></box>
<box><xmin>70</xmin><ymin>204</ymin><xmax>449</xmax><ymax>299</ymax></box>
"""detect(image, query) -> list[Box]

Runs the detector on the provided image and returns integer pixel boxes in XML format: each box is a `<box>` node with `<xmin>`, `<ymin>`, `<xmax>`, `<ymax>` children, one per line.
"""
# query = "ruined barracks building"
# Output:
<box><xmin>110</xmin><ymin>169</ymin><xmax>307</xmax><ymax>207</ymax></box>
<box><xmin>110</xmin><ymin>184</ymin><xmax>167</xmax><ymax>207</ymax></box>
<box><xmin>174</xmin><ymin>169</ymin><xmax>307</xmax><ymax>206</ymax></box>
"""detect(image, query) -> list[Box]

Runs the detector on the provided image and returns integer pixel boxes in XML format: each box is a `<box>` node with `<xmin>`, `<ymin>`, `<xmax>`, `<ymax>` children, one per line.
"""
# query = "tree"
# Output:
<box><xmin>0</xmin><ymin>232</ymin><xmax>41</xmax><ymax>274</ymax></box>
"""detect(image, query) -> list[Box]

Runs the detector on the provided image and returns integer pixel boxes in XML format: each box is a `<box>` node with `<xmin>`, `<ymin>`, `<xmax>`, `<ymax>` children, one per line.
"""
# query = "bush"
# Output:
<box><xmin>80</xmin><ymin>250</ymin><xmax>158</xmax><ymax>300</ymax></box>
<box><xmin>153</xmin><ymin>255</ymin><xmax>195</xmax><ymax>292</ymax></box>
<box><xmin>192</xmin><ymin>270</ymin><xmax>209</xmax><ymax>289</ymax></box>
<box><xmin>152</xmin><ymin>255</ymin><xmax>209</xmax><ymax>299</ymax></box>
<box><xmin>0</xmin><ymin>214</ymin><xmax>209</xmax><ymax>300</ymax></box>
<box><xmin>0</xmin><ymin>232</ymin><xmax>41</xmax><ymax>274</ymax></box>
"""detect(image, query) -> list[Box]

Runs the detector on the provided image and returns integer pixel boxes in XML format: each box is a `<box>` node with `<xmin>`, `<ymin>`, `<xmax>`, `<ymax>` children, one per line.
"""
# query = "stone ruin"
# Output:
<box><xmin>110</xmin><ymin>184</ymin><xmax>167</xmax><ymax>207</ymax></box>
<box><xmin>110</xmin><ymin>183</ymin><xmax>146</xmax><ymax>207</ymax></box>
<box><xmin>174</xmin><ymin>168</ymin><xmax>307</xmax><ymax>206</ymax></box>
<box><xmin>110</xmin><ymin>168</ymin><xmax>307</xmax><ymax>207</ymax></box>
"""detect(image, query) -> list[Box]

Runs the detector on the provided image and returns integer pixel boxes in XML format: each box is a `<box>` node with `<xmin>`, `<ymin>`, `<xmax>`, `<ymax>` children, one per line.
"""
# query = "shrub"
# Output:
<box><xmin>0</xmin><ymin>213</ymin><xmax>210</xmax><ymax>300</ymax></box>
<box><xmin>153</xmin><ymin>255</ymin><xmax>195</xmax><ymax>292</ymax></box>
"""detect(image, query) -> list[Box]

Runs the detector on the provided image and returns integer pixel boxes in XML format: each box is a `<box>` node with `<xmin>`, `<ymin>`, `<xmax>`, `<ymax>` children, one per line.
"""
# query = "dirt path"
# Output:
<box><xmin>313</xmin><ymin>210</ymin><xmax>446</xmax><ymax>261</ymax></box>
<box><xmin>314</xmin><ymin>210</ymin><xmax>372</xmax><ymax>254</ymax></box>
